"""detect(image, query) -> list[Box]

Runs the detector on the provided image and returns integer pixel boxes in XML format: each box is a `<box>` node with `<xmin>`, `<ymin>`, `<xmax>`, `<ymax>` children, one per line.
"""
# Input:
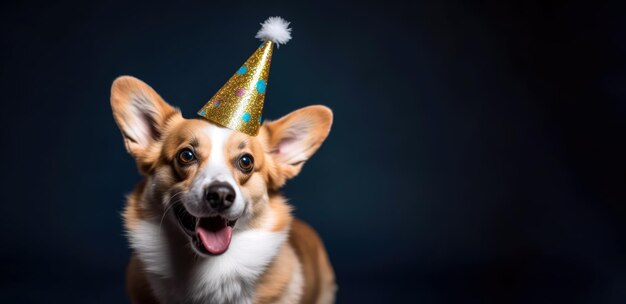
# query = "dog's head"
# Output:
<box><xmin>111</xmin><ymin>76</ymin><xmax>332</xmax><ymax>256</ymax></box>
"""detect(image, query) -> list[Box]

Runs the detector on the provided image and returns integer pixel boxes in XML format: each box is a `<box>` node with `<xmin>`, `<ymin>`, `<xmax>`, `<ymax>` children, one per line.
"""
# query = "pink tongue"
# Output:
<box><xmin>196</xmin><ymin>225</ymin><xmax>233</xmax><ymax>255</ymax></box>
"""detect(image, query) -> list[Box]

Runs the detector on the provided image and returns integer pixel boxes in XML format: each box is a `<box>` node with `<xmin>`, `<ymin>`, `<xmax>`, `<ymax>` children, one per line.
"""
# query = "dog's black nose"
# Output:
<box><xmin>205</xmin><ymin>181</ymin><xmax>236</xmax><ymax>211</ymax></box>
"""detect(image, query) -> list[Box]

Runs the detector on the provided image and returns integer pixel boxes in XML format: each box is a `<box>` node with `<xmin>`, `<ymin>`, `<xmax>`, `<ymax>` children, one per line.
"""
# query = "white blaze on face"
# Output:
<box><xmin>190</xmin><ymin>124</ymin><xmax>246</xmax><ymax>220</ymax></box>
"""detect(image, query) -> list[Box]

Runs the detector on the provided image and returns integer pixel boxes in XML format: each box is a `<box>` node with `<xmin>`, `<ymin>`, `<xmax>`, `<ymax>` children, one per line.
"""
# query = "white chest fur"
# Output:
<box><xmin>128</xmin><ymin>219</ymin><xmax>287</xmax><ymax>304</ymax></box>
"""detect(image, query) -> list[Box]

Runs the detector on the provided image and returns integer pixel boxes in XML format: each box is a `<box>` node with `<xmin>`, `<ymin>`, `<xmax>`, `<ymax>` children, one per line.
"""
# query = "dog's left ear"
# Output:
<box><xmin>260</xmin><ymin>105</ymin><xmax>333</xmax><ymax>187</ymax></box>
<box><xmin>110</xmin><ymin>76</ymin><xmax>180</xmax><ymax>172</ymax></box>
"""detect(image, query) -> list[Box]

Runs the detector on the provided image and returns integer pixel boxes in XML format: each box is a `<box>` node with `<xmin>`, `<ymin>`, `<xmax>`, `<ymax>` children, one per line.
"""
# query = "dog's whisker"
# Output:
<box><xmin>158</xmin><ymin>191</ymin><xmax>185</xmax><ymax>233</ymax></box>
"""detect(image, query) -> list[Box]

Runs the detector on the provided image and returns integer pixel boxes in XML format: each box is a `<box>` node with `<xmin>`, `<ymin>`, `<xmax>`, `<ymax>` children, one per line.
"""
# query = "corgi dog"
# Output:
<box><xmin>110</xmin><ymin>76</ymin><xmax>336</xmax><ymax>304</ymax></box>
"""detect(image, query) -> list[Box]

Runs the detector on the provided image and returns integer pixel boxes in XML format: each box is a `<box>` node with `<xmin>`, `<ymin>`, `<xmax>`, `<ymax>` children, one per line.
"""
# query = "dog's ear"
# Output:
<box><xmin>260</xmin><ymin>105</ymin><xmax>333</xmax><ymax>188</ymax></box>
<box><xmin>110</xmin><ymin>76</ymin><xmax>179</xmax><ymax>159</ymax></box>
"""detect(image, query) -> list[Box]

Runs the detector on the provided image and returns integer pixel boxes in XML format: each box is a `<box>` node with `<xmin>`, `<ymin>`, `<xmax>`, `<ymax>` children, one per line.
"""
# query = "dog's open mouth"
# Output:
<box><xmin>172</xmin><ymin>204</ymin><xmax>237</xmax><ymax>255</ymax></box>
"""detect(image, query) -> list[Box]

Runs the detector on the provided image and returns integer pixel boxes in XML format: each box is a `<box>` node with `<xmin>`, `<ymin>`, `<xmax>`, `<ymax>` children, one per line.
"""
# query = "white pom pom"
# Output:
<box><xmin>255</xmin><ymin>16</ymin><xmax>292</xmax><ymax>47</ymax></box>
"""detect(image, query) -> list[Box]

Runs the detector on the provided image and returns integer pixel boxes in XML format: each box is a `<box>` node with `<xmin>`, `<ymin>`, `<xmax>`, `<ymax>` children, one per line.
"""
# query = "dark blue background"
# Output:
<box><xmin>1</xmin><ymin>0</ymin><xmax>625</xmax><ymax>303</ymax></box>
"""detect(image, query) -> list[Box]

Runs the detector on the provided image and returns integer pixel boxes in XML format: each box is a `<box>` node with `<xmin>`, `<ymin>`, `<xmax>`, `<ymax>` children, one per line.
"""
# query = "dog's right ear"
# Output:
<box><xmin>110</xmin><ymin>76</ymin><xmax>179</xmax><ymax>159</ymax></box>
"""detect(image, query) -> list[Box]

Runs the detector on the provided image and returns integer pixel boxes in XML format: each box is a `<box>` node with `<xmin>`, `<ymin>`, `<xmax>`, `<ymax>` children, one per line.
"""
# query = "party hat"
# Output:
<box><xmin>197</xmin><ymin>17</ymin><xmax>292</xmax><ymax>136</ymax></box>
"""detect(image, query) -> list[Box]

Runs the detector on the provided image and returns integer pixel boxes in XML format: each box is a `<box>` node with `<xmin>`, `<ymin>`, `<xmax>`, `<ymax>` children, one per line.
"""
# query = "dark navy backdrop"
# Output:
<box><xmin>1</xmin><ymin>0</ymin><xmax>625</xmax><ymax>303</ymax></box>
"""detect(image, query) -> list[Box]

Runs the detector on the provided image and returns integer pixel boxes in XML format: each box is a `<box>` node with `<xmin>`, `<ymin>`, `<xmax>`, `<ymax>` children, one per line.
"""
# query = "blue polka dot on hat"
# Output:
<box><xmin>256</xmin><ymin>79</ymin><xmax>266</xmax><ymax>94</ymax></box>
<box><xmin>242</xmin><ymin>112</ymin><xmax>251</xmax><ymax>122</ymax></box>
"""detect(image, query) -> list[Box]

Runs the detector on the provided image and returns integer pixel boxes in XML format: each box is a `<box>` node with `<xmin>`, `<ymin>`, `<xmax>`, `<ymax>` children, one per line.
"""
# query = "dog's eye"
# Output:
<box><xmin>237</xmin><ymin>154</ymin><xmax>254</xmax><ymax>173</ymax></box>
<box><xmin>177</xmin><ymin>148</ymin><xmax>196</xmax><ymax>164</ymax></box>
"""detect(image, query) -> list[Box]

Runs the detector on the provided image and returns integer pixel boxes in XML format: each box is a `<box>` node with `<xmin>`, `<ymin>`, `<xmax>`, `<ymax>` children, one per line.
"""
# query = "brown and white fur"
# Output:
<box><xmin>110</xmin><ymin>76</ymin><xmax>336</xmax><ymax>304</ymax></box>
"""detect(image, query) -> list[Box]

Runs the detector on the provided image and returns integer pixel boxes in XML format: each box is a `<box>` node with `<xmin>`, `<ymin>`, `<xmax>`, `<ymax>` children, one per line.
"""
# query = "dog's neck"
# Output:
<box><xmin>127</xmin><ymin>192</ymin><xmax>289</xmax><ymax>304</ymax></box>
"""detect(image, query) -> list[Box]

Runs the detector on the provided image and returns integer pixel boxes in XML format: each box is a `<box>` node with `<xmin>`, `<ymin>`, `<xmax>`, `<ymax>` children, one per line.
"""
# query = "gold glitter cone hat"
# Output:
<box><xmin>197</xmin><ymin>17</ymin><xmax>292</xmax><ymax>136</ymax></box>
